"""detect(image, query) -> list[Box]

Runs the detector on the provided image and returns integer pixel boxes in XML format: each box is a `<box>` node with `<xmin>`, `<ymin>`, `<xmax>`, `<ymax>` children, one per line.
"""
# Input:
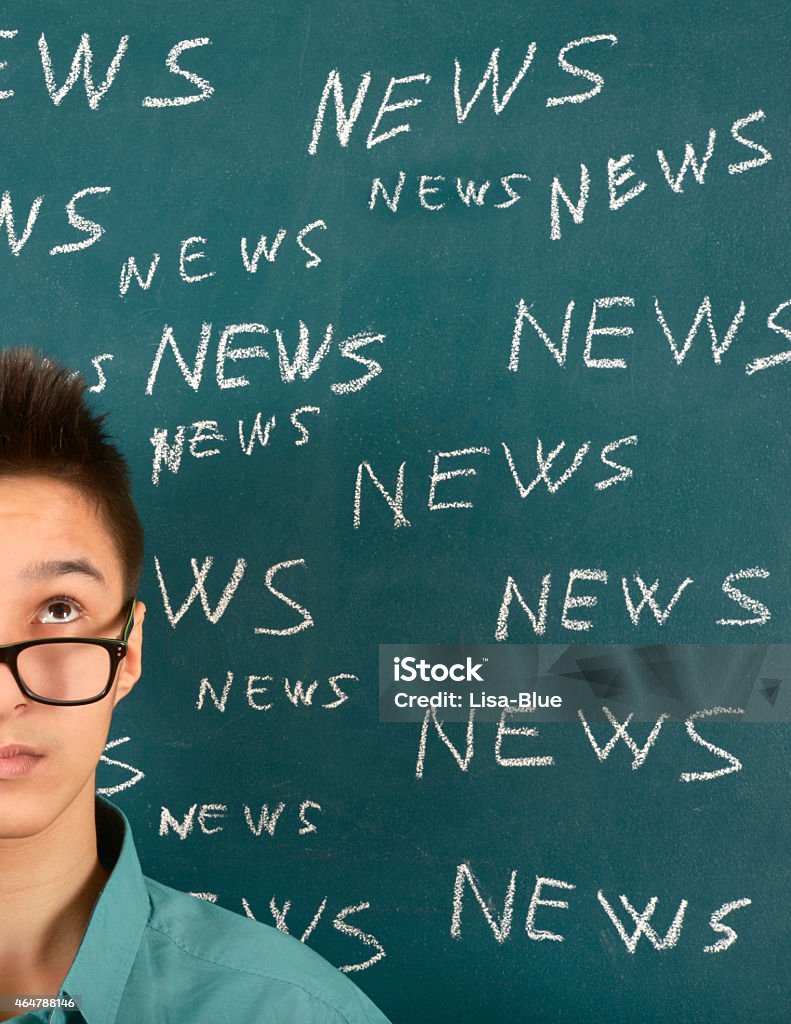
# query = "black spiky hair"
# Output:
<box><xmin>0</xmin><ymin>346</ymin><xmax>143</xmax><ymax>600</ymax></box>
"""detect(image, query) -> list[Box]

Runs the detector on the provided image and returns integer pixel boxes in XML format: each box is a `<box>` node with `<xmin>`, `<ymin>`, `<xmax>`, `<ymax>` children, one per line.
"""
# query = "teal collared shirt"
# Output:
<box><xmin>7</xmin><ymin>795</ymin><xmax>391</xmax><ymax>1024</ymax></box>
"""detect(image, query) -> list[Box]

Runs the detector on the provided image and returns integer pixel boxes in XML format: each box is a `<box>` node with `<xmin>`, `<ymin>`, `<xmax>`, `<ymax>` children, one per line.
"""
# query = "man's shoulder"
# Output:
<box><xmin>142</xmin><ymin>872</ymin><xmax>318</xmax><ymax>974</ymax></box>
<box><xmin>135</xmin><ymin>873</ymin><xmax>389</xmax><ymax>1023</ymax></box>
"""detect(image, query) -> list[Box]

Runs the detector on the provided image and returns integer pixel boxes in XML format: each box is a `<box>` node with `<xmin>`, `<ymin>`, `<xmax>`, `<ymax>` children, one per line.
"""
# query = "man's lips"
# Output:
<box><xmin>0</xmin><ymin>744</ymin><xmax>46</xmax><ymax>777</ymax></box>
<box><xmin>0</xmin><ymin>744</ymin><xmax>44</xmax><ymax>758</ymax></box>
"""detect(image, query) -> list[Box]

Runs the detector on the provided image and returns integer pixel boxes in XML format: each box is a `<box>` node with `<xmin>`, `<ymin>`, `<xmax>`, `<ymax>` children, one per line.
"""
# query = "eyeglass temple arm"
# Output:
<box><xmin>121</xmin><ymin>598</ymin><xmax>136</xmax><ymax>642</ymax></box>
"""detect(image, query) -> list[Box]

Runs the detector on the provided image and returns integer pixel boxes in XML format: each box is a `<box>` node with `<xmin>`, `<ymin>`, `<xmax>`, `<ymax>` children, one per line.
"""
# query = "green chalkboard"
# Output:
<box><xmin>1</xmin><ymin>1</ymin><xmax>789</xmax><ymax>1021</ymax></box>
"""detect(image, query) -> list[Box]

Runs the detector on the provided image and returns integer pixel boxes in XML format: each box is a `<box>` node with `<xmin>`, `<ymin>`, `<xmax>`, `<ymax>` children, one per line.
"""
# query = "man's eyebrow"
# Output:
<box><xmin>19</xmin><ymin>558</ymin><xmax>107</xmax><ymax>587</ymax></box>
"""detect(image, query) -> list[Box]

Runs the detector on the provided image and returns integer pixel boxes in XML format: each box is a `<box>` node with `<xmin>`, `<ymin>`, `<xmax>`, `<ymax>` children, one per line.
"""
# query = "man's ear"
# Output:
<box><xmin>114</xmin><ymin>600</ymin><xmax>146</xmax><ymax>705</ymax></box>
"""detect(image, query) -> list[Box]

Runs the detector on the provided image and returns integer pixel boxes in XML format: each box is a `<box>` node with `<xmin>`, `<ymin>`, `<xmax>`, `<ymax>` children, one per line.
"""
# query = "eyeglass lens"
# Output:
<box><xmin>17</xmin><ymin>644</ymin><xmax>112</xmax><ymax>701</ymax></box>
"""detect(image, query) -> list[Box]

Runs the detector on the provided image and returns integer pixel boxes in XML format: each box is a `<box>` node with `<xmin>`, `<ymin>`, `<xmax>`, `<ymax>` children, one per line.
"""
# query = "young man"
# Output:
<box><xmin>0</xmin><ymin>347</ymin><xmax>391</xmax><ymax>1024</ymax></box>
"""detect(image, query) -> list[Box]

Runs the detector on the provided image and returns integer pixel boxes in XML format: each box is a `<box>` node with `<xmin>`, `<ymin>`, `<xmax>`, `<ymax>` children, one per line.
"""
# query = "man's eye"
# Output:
<box><xmin>37</xmin><ymin>599</ymin><xmax>82</xmax><ymax>624</ymax></box>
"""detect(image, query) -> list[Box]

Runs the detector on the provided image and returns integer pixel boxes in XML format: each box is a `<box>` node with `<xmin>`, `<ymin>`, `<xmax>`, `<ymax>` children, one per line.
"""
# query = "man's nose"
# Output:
<box><xmin>0</xmin><ymin>662</ymin><xmax>27</xmax><ymax>710</ymax></box>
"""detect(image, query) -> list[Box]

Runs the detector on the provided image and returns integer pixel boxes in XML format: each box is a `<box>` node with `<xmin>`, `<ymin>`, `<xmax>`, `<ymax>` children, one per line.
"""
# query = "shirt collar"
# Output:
<box><xmin>60</xmin><ymin>795</ymin><xmax>150</xmax><ymax>1024</ymax></box>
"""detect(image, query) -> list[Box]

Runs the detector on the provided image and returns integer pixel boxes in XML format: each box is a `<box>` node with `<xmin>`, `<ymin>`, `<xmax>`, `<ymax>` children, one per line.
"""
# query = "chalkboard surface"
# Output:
<box><xmin>1</xmin><ymin>2</ymin><xmax>789</xmax><ymax>1021</ymax></box>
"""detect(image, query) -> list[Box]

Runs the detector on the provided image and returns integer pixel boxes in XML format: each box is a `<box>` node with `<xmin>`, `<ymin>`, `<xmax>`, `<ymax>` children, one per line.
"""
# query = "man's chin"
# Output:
<box><xmin>0</xmin><ymin>780</ymin><xmax>65</xmax><ymax>841</ymax></box>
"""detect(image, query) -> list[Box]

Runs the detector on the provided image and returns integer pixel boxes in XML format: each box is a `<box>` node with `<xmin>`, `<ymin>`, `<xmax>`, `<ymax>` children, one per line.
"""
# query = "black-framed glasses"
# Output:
<box><xmin>0</xmin><ymin>598</ymin><xmax>136</xmax><ymax>706</ymax></box>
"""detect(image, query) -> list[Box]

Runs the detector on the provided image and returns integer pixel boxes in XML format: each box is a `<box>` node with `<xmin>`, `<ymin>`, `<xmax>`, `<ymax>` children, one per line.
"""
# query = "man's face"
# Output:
<box><xmin>0</xmin><ymin>475</ymin><xmax>145</xmax><ymax>840</ymax></box>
